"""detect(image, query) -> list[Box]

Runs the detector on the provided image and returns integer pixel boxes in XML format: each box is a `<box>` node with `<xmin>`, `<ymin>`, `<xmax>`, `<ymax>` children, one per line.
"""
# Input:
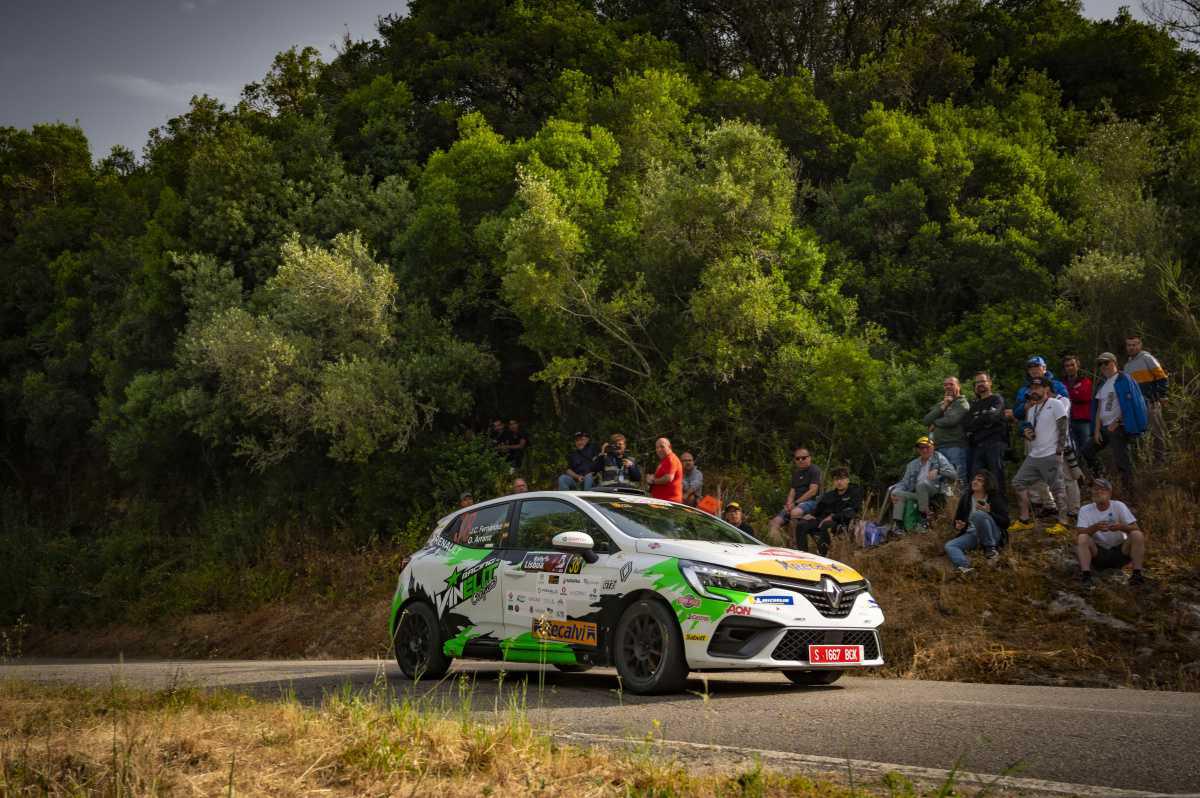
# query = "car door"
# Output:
<box><xmin>500</xmin><ymin>498</ymin><xmax>623</xmax><ymax>657</ymax></box>
<box><xmin>433</xmin><ymin>501</ymin><xmax>513</xmax><ymax>650</ymax></box>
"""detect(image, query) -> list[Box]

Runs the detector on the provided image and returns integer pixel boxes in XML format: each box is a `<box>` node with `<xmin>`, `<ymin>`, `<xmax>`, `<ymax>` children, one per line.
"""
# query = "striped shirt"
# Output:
<box><xmin>1123</xmin><ymin>350</ymin><xmax>1168</xmax><ymax>401</ymax></box>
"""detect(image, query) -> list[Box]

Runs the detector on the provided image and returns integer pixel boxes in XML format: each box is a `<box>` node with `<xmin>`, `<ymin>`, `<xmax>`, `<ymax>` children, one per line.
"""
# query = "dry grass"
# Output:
<box><xmin>0</xmin><ymin>678</ymin><xmax>952</xmax><ymax>797</ymax></box>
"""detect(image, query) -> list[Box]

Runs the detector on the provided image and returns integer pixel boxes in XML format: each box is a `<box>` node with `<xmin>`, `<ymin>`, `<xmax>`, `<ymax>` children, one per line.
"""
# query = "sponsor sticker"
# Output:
<box><xmin>436</xmin><ymin>558</ymin><xmax>499</xmax><ymax>615</ymax></box>
<box><xmin>725</xmin><ymin>604</ymin><xmax>751</xmax><ymax>616</ymax></box>
<box><xmin>548</xmin><ymin>574</ymin><xmax>560</xmax><ymax>585</ymax></box>
<box><xmin>601</xmin><ymin>579</ymin><xmax>617</xmax><ymax>591</ymax></box>
<box><xmin>677</xmin><ymin>595</ymin><xmax>701</xmax><ymax>608</ymax></box>
<box><xmin>532</xmin><ymin>618</ymin><xmax>598</xmax><ymax>647</ymax></box>
<box><xmin>752</xmin><ymin>595</ymin><xmax>794</xmax><ymax>605</ymax></box>
<box><xmin>521</xmin><ymin>552</ymin><xmax>585</xmax><ymax>574</ymax></box>
<box><xmin>685</xmin><ymin>633</ymin><xmax>708</xmax><ymax>641</ymax></box>
<box><xmin>686</xmin><ymin>613</ymin><xmax>709</xmax><ymax>622</ymax></box>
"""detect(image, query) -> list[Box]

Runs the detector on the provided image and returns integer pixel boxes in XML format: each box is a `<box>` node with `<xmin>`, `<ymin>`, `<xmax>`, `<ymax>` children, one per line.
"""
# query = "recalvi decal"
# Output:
<box><xmin>531</xmin><ymin>618</ymin><xmax>597</xmax><ymax>647</ymax></box>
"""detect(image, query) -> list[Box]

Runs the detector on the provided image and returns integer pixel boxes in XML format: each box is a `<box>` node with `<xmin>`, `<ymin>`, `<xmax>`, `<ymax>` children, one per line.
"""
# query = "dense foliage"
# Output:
<box><xmin>3</xmin><ymin>0</ymin><xmax>1199</xmax><ymax>625</ymax></box>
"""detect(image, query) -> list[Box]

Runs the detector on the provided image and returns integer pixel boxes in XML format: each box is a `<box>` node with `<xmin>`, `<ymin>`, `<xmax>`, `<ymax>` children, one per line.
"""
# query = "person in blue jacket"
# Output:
<box><xmin>1085</xmin><ymin>351</ymin><xmax>1148</xmax><ymax>497</ymax></box>
<box><xmin>1006</xmin><ymin>355</ymin><xmax>1068</xmax><ymax>422</ymax></box>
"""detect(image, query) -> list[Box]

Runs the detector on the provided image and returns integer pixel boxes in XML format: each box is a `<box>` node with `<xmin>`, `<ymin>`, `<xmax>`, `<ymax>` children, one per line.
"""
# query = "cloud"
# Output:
<box><xmin>96</xmin><ymin>74</ymin><xmax>230</xmax><ymax>105</ymax></box>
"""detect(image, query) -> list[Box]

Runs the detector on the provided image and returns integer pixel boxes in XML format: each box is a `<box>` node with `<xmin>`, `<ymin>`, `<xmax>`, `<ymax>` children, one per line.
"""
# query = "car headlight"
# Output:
<box><xmin>679</xmin><ymin>561</ymin><xmax>769</xmax><ymax>600</ymax></box>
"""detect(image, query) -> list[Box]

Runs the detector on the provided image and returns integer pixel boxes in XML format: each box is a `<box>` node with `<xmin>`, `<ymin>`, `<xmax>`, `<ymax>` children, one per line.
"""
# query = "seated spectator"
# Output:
<box><xmin>648</xmin><ymin>437</ymin><xmax>684</xmax><ymax>502</ymax></box>
<box><xmin>593</xmin><ymin>433</ymin><xmax>642</xmax><ymax>487</ymax></box>
<box><xmin>944</xmin><ymin>471</ymin><xmax>1010</xmax><ymax>575</ymax></box>
<box><xmin>557</xmin><ymin>431</ymin><xmax>598</xmax><ymax>491</ymax></box>
<box><xmin>1075</xmin><ymin>478</ymin><xmax>1146</xmax><ymax>588</ymax></box>
<box><xmin>722</xmin><ymin>502</ymin><xmax>756</xmax><ymax>537</ymax></box>
<box><xmin>767</xmin><ymin>447</ymin><xmax>822</xmax><ymax>545</ymax></box>
<box><xmin>511</xmin><ymin>477</ymin><xmax>529</xmax><ymax>493</ymax></box>
<box><xmin>498</xmin><ymin>419</ymin><xmax>530</xmax><ymax>468</ymax></box>
<box><xmin>459</xmin><ymin>491</ymin><xmax>474</xmax><ymax>508</ymax></box>
<box><xmin>879</xmin><ymin>436</ymin><xmax>958</xmax><ymax>534</ymax></box>
<box><xmin>681</xmin><ymin>452</ymin><xmax>703</xmax><ymax>506</ymax></box>
<box><xmin>796</xmin><ymin>467</ymin><xmax>863</xmax><ymax>557</ymax></box>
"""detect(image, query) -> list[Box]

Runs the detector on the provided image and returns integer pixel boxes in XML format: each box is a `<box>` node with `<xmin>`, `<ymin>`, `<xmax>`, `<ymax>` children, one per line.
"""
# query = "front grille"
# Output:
<box><xmin>766</xmin><ymin>578</ymin><xmax>868</xmax><ymax>618</ymax></box>
<box><xmin>770</xmin><ymin>629</ymin><xmax>881</xmax><ymax>662</ymax></box>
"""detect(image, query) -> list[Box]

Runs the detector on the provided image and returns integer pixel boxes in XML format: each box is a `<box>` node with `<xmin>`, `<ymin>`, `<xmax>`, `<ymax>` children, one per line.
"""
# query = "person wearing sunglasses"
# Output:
<box><xmin>766</xmin><ymin>447</ymin><xmax>822</xmax><ymax>546</ymax></box>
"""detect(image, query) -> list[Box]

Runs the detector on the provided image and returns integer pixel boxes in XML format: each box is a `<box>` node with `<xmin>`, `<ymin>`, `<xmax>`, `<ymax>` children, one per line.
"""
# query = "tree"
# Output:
<box><xmin>1143</xmin><ymin>0</ymin><xmax>1200</xmax><ymax>47</ymax></box>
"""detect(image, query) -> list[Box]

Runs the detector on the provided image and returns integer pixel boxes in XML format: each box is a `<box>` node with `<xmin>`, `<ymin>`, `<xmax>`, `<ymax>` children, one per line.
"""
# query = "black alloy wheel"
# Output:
<box><xmin>394</xmin><ymin>602</ymin><xmax>451</xmax><ymax>680</ymax></box>
<box><xmin>782</xmin><ymin>669</ymin><xmax>843</xmax><ymax>686</ymax></box>
<box><xmin>613</xmin><ymin>599</ymin><xmax>688</xmax><ymax>694</ymax></box>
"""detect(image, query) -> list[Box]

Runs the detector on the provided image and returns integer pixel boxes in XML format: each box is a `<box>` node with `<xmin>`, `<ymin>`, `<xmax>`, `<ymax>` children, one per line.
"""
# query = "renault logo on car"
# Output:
<box><xmin>823</xmin><ymin>576</ymin><xmax>844</xmax><ymax>611</ymax></box>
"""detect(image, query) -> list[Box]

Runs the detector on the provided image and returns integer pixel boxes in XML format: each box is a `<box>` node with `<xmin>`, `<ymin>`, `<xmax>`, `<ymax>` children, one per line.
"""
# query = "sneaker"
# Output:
<box><xmin>914</xmin><ymin>521</ymin><xmax>930</xmax><ymax>534</ymax></box>
<box><xmin>984</xmin><ymin>547</ymin><xmax>999</xmax><ymax>560</ymax></box>
<box><xmin>1045</xmin><ymin>522</ymin><xmax>1070</xmax><ymax>536</ymax></box>
<box><xmin>1008</xmin><ymin>518</ymin><xmax>1034</xmax><ymax>533</ymax></box>
<box><xmin>1129</xmin><ymin>570</ymin><xmax>1145</xmax><ymax>586</ymax></box>
<box><xmin>1080</xmin><ymin>570</ymin><xmax>1093</xmax><ymax>589</ymax></box>
<box><xmin>955</xmin><ymin>565</ymin><xmax>974</xmax><ymax>576</ymax></box>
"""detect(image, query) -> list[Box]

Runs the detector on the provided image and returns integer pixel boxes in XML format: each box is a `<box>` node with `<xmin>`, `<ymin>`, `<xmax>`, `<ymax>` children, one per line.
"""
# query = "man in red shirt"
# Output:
<box><xmin>1062</xmin><ymin>355</ymin><xmax>1100</xmax><ymax>476</ymax></box>
<box><xmin>648</xmin><ymin>437</ymin><xmax>683</xmax><ymax>502</ymax></box>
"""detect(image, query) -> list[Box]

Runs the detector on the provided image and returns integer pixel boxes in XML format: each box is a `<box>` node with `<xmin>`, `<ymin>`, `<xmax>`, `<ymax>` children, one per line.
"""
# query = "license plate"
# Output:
<box><xmin>808</xmin><ymin>644</ymin><xmax>864</xmax><ymax>664</ymax></box>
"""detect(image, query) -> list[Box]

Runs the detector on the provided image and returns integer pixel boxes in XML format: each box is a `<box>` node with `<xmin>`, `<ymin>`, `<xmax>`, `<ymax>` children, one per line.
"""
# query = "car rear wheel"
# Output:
<box><xmin>394</xmin><ymin>602</ymin><xmax>451</xmax><ymax>680</ymax></box>
<box><xmin>783</xmin><ymin>669</ymin><xmax>843</xmax><ymax>686</ymax></box>
<box><xmin>613</xmin><ymin>599</ymin><xmax>688</xmax><ymax>694</ymax></box>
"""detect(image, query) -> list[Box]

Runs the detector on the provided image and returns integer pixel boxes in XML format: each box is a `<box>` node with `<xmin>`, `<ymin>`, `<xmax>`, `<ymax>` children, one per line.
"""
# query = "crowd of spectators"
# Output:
<box><xmin>469</xmin><ymin>335</ymin><xmax>1167</xmax><ymax>588</ymax></box>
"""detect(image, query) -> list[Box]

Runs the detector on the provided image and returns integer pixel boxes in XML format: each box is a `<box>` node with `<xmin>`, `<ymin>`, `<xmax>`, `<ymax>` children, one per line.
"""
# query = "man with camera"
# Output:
<box><xmin>593</xmin><ymin>433</ymin><xmax>642</xmax><ymax>488</ymax></box>
<box><xmin>1009</xmin><ymin>377</ymin><xmax>1070</xmax><ymax>536</ymax></box>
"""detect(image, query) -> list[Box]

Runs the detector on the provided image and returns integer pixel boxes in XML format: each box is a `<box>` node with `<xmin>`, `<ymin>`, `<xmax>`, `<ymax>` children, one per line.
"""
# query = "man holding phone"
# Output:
<box><xmin>1075</xmin><ymin>478</ymin><xmax>1146</xmax><ymax>587</ymax></box>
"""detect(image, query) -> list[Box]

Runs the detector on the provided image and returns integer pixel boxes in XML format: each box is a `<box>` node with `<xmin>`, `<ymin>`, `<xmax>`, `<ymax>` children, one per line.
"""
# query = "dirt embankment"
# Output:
<box><xmin>18</xmin><ymin>489</ymin><xmax>1200</xmax><ymax>690</ymax></box>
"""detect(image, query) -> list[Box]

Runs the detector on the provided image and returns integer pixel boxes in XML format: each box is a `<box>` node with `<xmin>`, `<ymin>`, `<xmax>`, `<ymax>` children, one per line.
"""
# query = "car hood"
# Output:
<box><xmin>632</xmin><ymin>540</ymin><xmax>864</xmax><ymax>584</ymax></box>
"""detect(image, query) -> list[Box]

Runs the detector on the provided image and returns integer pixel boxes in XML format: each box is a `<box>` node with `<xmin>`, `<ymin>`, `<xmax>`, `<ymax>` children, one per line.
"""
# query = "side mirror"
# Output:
<box><xmin>552</xmin><ymin>530</ymin><xmax>598</xmax><ymax>564</ymax></box>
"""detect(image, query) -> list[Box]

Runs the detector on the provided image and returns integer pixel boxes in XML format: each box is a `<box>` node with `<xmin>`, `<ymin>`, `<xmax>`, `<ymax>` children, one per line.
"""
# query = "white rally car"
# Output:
<box><xmin>390</xmin><ymin>490</ymin><xmax>884</xmax><ymax>694</ymax></box>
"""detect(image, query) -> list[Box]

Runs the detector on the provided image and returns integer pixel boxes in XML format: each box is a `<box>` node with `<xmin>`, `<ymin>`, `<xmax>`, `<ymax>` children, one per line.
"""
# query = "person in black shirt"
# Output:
<box><xmin>795</xmin><ymin>467</ymin><xmax>862</xmax><ymax>556</ymax></box>
<box><xmin>557</xmin><ymin>431</ymin><xmax>598</xmax><ymax>490</ymax></box>
<box><xmin>498</xmin><ymin>419</ymin><xmax>530</xmax><ymax>468</ymax></box>
<box><xmin>767</xmin><ymin>447</ymin><xmax>822</xmax><ymax>545</ymax></box>
<box><xmin>965</xmin><ymin>371</ymin><xmax>1008</xmax><ymax>490</ymax></box>
<box><xmin>722</xmin><ymin>502</ymin><xmax>756</xmax><ymax>537</ymax></box>
<box><xmin>593</xmin><ymin>433</ymin><xmax>642</xmax><ymax>487</ymax></box>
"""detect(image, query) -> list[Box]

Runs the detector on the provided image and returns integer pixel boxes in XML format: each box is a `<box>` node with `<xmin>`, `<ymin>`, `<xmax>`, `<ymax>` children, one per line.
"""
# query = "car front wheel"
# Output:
<box><xmin>613</xmin><ymin>599</ymin><xmax>688</xmax><ymax>694</ymax></box>
<box><xmin>394</xmin><ymin>602</ymin><xmax>451</xmax><ymax>680</ymax></box>
<box><xmin>783</xmin><ymin>669</ymin><xmax>843</xmax><ymax>686</ymax></box>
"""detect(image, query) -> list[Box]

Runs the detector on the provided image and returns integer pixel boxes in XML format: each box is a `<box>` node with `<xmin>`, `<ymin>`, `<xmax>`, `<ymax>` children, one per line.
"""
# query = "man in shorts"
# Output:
<box><xmin>767</xmin><ymin>446</ymin><xmax>822</xmax><ymax>545</ymax></box>
<box><xmin>1075</xmin><ymin>478</ymin><xmax>1146</xmax><ymax>587</ymax></box>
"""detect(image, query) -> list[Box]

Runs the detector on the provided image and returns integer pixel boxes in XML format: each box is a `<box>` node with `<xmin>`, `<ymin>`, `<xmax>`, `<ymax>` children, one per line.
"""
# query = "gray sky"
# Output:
<box><xmin>0</xmin><ymin>1</ymin><xmax>1148</xmax><ymax>161</ymax></box>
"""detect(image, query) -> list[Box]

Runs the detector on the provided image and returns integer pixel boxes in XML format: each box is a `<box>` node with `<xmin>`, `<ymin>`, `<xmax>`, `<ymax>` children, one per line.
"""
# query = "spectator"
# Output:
<box><xmin>1124</xmin><ymin>335</ymin><xmax>1169</xmax><ymax>464</ymax></box>
<box><xmin>458</xmin><ymin>491</ymin><xmax>474</xmax><ymax>508</ymax></box>
<box><xmin>767</xmin><ymin>447</ymin><xmax>823</xmax><ymax>545</ymax></box>
<box><xmin>1085</xmin><ymin>352</ymin><xmax>1148</xmax><ymax>497</ymax></box>
<box><xmin>796</xmin><ymin>467</ymin><xmax>863</xmax><ymax>557</ymax></box>
<box><xmin>593</xmin><ymin>433</ymin><xmax>642</xmax><ymax>488</ymax></box>
<box><xmin>1009</xmin><ymin>377</ymin><xmax>1070</xmax><ymax>535</ymax></box>
<box><xmin>512</xmin><ymin>477</ymin><xmax>529</xmax><ymax>493</ymax></box>
<box><xmin>1075</xmin><ymin>478</ymin><xmax>1146</xmax><ymax>587</ymax></box>
<box><xmin>680</xmin><ymin>452</ymin><xmax>703</xmax><ymax>506</ymax></box>
<box><xmin>557</xmin><ymin>431</ymin><xmax>598</xmax><ymax>491</ymax></box>
<box><xmin>1007</xmin><ymin>355</ymin><xmax>1068</xmax><ymax>423</ymax></box>
<box><xmin>1061</xmin><ymin>355</ymin><xmax>1100</xmax><ymax>476</ymax></box>
<box><xmin>498</xmin><ymin>419</ymin><xmax>530</xmax><ymax>468</ymax></box>
<box><xmin>880</xmin><ymin>436</ymin><xmax>958</xmax><ymax>534</ymax></box>
<box><xmin>488</xmin><ymin>418</ymin><xmax>505</xmax><ymax>445</ymax></box>
<box><xmin>965</xmin><ymin>372</ymin><xmax>1008</xmax><ymax>489</ymax></box>
<box><xmin>648</xmin><ymin>437</ymin><xmax>684</xmax><ymax>502</ymax></box>
<box><xmin>945</xmin><ymin>471</ymin><xmax>1011</xmax><ymax>575</ymax></box>
<box><xmin>722</xmin><ymin>502</ymin><xmax>756</xmax><ymax>537</ymax></box>
<box><xmin>923</xmin><ymin>376</ymin><xmax>971</xmax><ymax>486</ymax></box>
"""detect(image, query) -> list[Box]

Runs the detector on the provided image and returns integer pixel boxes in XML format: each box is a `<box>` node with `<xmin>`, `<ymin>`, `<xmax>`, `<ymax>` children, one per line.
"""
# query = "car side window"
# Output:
<box><xmin>516</xmin><ymin>499</ymin><xmax>603</xmax><ymax>551</ymax></box>
<box><xmin>445</xmin><ymin>503</ymin><xmax>512</xmax><ymax>549</ymax></box>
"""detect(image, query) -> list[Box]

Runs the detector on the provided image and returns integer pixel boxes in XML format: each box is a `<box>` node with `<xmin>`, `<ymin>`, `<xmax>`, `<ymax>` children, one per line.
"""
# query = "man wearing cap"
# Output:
<box><xmin>880</xmin><ymin>436</ymin><xmax>958</xmax><ymax>533</ymax></box>
<box><xmin>1124</xmin><ymin>334</ymin><xmax>1169</xmax><ymax>464</ymax></box>
<box><xmin>1007</xmin><ymin>356</ymin><xmax>1068</xmax><ymax>423</ymax></box>
<box><xmin>1010</xmin><ymin>377</ymin><xmax>1071</xmax><ymax>535</ymax></box>
<box><xmin>1075</xmin><ymin>478</ymin><xmax>1146</xmax><ymax>587</ymax></box>
<box><xmin>1085</xmin><ymin>352</ymin><xmax>1148</xmax><ymax>496</ymax></box>
<box><xmin>458</xmin><ymin>491</ymin><xmax>474</xmax><ymax>508</ymax></box>
<box><xmin>681</xmin><ymin>452</ymin><xmax>703</xmax><ymax>506</ymax></box>
<box><xmin>923</xmin><ymin>376</ymin><xmax>971</xmax><ymax>487</ymax></box>
<box><xmin>722</xmin><ymin>502</ymin><xmax>756</xmax><ymax>536</ymax></box>
<box><xmin>557</xmin><ymin>431</ymin><xmax>598</xmax><ymax>491</ymax></box>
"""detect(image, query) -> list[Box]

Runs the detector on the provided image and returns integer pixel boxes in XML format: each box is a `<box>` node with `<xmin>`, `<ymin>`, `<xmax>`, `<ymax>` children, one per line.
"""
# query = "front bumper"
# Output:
<box><xmin>685</xmin><ymin>621</ymin><xmax>884</xmax><ymax>669</ymax></box>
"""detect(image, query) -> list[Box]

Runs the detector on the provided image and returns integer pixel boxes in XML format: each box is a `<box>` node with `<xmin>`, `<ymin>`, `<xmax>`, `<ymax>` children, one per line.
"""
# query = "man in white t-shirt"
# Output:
<box><xmin>1075</xmin><ymin>478</ymin><xmax>1145</xmax><ymax>587</ymax></box>
<box><xmin>1009</xmin><ymin>377</ymin><xmax>1070</xmax><ymax>535</ymax></box>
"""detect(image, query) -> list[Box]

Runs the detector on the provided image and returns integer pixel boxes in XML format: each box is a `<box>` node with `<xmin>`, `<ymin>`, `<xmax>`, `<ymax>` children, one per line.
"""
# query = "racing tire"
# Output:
<box><xmin>552</xmin><ymin>663</ymin><xmax>594</xmax><ymax>673</ymax></box>
<box><xmin>394</xmin><ymin>602</ymin><xmax>451</xmax><ymax>680</ymax></box>
<box><xmin>613</xmin><ymin>599</ymin><xmax>688</xmax><ymax>695</ymax></box>
<box><xmin>782</xmin><ymin>669</ymin><xmax>843</xmax><ymax>686</ymax></box>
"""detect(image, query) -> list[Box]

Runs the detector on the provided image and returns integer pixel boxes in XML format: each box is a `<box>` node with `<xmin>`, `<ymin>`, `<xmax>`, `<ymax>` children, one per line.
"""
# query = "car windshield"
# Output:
<box><xmin>586</xmin><ymin>498</ymin><xmax>758</xmax><ymax>544</ymax></box>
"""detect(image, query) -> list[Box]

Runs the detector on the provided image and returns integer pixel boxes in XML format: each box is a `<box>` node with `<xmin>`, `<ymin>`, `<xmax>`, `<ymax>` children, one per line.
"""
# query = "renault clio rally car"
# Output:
<box><xmin>390</xmin><ymin>491</ymin><xmax>884</xmax><ymax>694</ymax></box>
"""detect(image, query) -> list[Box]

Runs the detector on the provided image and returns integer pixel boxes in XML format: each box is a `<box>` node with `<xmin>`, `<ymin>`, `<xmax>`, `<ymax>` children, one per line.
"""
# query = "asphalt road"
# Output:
<box><xmin>5</xmin><ymin>659</ymin><xmax>1199</xmax><ymax>796</ymax></box>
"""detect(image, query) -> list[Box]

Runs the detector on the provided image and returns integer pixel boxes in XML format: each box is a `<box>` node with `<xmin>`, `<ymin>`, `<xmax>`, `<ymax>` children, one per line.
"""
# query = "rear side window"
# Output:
<box><xmin>444</xmin><ymin>503</ymin><xmax>512</xmax><ymax>549</ymax></box>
